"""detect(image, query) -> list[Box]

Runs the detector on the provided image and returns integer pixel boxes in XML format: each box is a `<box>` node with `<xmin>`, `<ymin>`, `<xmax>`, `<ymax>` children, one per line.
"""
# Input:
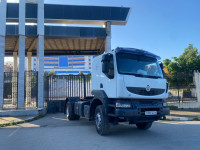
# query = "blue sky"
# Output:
<box><xmin>7</xmin><ymin>0</ymin><xmax>200</xmax><ymax>60</ymax></box>
<box><xmin>45</xmin><ymin>0</ymin><xmax>200</xmax><ymax>60</ymax></box>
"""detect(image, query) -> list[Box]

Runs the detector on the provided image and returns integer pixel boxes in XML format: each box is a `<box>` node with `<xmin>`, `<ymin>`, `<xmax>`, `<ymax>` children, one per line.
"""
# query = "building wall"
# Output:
<box><xmin>31</xmin><ymin>56</ymin><xmax>95</xmax><ymax>75</ymax></box>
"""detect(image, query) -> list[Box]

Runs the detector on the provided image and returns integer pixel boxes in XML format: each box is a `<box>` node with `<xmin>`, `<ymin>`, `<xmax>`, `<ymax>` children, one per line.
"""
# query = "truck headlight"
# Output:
<box><xmin>116</xmin><ymin>102</ymin><xmax>131</xmax><ymax>108</ymax></box>
<box><xmin>163</xmin><ymin>102</ymin><xmax>168</xmax><ymax>107</ymax></box>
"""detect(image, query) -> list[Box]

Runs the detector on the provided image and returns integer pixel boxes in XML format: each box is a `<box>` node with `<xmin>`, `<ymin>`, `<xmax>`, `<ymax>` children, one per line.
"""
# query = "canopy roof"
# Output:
<box><xmin>4</xmin><ymin>4</ymin><xmax>131</xmax><ymax>56</ymax></box>
<box><xmin>5</xmin><ymin>25</ymin><xmax>106</xmax><ymax>56</ymax></box>
<box><xmin>7</xmin><ymin>3</ymin><xmax>131</xmax><ymax>25</ymax></box>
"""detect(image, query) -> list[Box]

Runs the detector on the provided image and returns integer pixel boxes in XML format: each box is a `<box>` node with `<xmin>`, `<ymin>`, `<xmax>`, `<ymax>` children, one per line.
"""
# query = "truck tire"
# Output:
<box><xmin>95</xmin><ymin>105</ymin><xmax>110</xmax><ymax>135</ymax></box>
<box><xmin>66</xmin><ymin>101</ymin><xmax>80</xmax><ymax>120</ymax></box>
<box><xmin>136</xmin><ymin>122</ymin><xmax>152</xmax><ymax>130</ymax></box>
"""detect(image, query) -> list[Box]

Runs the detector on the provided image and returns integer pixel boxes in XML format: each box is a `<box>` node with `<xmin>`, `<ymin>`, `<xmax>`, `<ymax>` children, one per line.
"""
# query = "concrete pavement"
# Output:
<box><xmin>0</xmin><ymin>113</ymin><xmax>200</xmax><ymax>150</ymax></box>
<box><xmin>1</xmin><ymin>109</ymin><xmax>199</xmax><ymax>127</ymax></box>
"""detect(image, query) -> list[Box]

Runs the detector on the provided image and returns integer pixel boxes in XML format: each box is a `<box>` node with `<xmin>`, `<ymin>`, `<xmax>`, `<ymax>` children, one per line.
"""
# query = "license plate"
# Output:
<box><xmin>145</xmin><ymin>111</ymin><xmax>157</xmax><ymax>116</ymax></box>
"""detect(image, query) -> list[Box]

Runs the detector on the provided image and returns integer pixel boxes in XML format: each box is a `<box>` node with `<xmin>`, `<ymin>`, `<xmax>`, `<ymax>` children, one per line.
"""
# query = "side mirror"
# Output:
<box><xmin>102</xmin><ymin>61</ymin><xmax>109</xmax><ymax>74</ymax></box>
<box><xmin>102</xmin><ymin>54</ymin><xmax>109</xmax><ymax>62</ymax></box>
<box><xmin>102</xmin><ymin>54</ymin><xmax>110</xmax><ymax>74</ymax></box>
<box><xmin>159</xmin><ymin>62</ymin><xmax>164</xmax><ymax>70</ymax></box>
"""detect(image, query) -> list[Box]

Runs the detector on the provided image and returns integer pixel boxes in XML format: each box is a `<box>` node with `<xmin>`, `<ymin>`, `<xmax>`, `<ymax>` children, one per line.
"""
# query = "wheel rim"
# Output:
<box><xmin>96</xmin><ymin>112</ymin><xmax>102</xmax><ymax>129</ymax></box>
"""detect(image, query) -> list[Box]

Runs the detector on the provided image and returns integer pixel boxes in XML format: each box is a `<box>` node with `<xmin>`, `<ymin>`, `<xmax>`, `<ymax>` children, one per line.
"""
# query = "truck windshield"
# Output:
<box><xmin>116</xmin><ymin>53</ymin><xmax>163</xmax><ymax>78</ymax></box>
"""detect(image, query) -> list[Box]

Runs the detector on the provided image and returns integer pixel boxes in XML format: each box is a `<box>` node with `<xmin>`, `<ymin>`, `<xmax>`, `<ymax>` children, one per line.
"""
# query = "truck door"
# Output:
<box><xmin>101</xmin><ymin>54</ymin><xmax>117</xmax><ymax>98</ymax></box>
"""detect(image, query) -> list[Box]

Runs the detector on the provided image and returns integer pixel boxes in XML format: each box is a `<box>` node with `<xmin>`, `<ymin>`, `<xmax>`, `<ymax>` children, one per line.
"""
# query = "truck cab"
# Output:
<box><xmin>92</xmin><ymin>47</ymin><xmax>168</xmax><ymax>99</ymax></box>
<box><xmin>65</xmin><ymin>47</ymin><xmax>169</xmax><ymax>135</ymax></box>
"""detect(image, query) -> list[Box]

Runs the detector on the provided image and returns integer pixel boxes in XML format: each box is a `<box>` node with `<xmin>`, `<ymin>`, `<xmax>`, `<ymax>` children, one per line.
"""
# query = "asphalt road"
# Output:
<box><xmin>0</xmin><ymin>114</ymin><xmax>200</xmax><ymax>150</ymax></box>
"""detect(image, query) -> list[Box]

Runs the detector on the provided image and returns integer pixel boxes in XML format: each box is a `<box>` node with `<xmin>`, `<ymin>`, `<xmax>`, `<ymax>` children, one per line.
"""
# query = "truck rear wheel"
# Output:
<box><xmin>66</xmin><ymin>101</ymin><xmax>80</xmax><ymax>120</ymax></box>
<box><xmin>95</xmin><ymin>105</ymin><xmax>110</xmax><ymax>135</ymax></box>
<box><xmin>136</xmin><ymin>122</ymin><xmax>152</xmax><ymax>130</ymax></box>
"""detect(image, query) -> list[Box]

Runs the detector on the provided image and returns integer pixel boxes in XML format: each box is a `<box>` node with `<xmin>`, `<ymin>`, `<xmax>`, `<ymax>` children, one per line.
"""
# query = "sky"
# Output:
<box><xmin>6</xmin><ymin>0</ymin><xmax>200</xmax><ymax>61</ymax></box>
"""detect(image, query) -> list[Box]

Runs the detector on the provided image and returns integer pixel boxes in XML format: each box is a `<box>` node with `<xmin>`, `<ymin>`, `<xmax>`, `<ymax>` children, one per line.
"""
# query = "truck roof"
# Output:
<box><xmin>115</xmin><ymin>47</ymin><xmax>161</xmax><ymax>60</ymax></box>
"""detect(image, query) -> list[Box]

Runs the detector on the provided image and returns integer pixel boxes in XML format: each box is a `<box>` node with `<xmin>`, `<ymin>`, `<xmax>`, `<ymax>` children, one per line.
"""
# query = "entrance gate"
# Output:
<box><xmin>45</xmin><ymin>75</ymin><xmax>92</xmax><ymax>113</ymax></box>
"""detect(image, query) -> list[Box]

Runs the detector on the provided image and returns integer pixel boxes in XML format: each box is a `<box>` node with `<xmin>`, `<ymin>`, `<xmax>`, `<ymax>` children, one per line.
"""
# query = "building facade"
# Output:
<box><xmin>31</xmin><ymin>56</ymin><xmax>95</xmax><ymax>75</ymax></box>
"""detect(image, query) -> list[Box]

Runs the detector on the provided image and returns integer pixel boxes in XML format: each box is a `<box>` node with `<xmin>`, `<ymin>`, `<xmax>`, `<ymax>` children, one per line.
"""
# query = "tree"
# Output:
<box><xmin>163</xmin><ymin>44</ymin><xmax>200</xmax><ymax>87</ymax></box>
<box><xmin>79</xmin><ymin>72</ymin><xmax>84</xmax><ymax>76</ymax></box>
<box><xmin>163</xmin><ymin>59</ymin><xmax>171</xmax><ymax>67</ymax></box>
<box><xmin>164</xmin><ymin>44</ymin><xmax>200</xmax><ymax>74</ymax></box>
<box><xmin>48</xmin><ymin>70</ymin><xmax>56</xmax><ymax>76</ymax></box>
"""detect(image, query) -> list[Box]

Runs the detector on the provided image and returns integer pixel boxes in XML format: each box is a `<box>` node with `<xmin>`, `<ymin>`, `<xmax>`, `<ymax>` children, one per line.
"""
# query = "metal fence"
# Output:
<box><xmin>45</xmin><ymin>75</ymin><xmax>92</xmax><ymax>101</ymax></box>
<box><xmin>3</xmin><ymin>72</ymin><xmax>18</xmax><ymax>109</ymax></box>
<box><xmin>165</xmin><ymin>73</ymin><xmax>197</xmax><ymax>103</ymax></box>
<box><xmin>3</xmin><ymin>71</ymin><xmax>197</xmax><ymax>109</ymax></box>
<box><xmin>3</xmin><ymin>71</ymin><xmax>38</xmax><ymax>109</ymax></box>
<box><xmin>24</xmin><ymin>71</ymin><xmax>38</xmax><ymax>108</ymax></box>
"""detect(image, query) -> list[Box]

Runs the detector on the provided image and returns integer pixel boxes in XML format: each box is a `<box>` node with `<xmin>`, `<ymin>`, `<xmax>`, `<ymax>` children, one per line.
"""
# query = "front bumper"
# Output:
<box><xmin>115</xmin><ymin>107</ymin><xmax>169</xmax><ymax>117</ymax></box>
<box><xmin>114</xmin><ymin>107</ymin><xmax>169</xmax><ymax>123</ymax></box>
<box><xmin>109</xmin><ymin>99</ymin><xmax>170</xmax><ymax>123</ymax></box>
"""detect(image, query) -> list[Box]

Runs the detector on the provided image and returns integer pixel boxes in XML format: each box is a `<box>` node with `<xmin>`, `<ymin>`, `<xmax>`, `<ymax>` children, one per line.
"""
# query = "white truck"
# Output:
<box><xmin>65</xmin><ymin>47</ymin><xmax>169</xmax><ymax>135</ymax></box>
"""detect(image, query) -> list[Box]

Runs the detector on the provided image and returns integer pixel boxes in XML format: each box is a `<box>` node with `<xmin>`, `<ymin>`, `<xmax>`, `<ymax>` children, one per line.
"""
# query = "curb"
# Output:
<box><xmin>0</xmin><ymin>115</ymin><xmax>45</xmax><ymax>127</ymax></box>
<box><xmin>166</xmin><ymin>116</ymin><xmax>200</xmax><ymax>121</ymax></box>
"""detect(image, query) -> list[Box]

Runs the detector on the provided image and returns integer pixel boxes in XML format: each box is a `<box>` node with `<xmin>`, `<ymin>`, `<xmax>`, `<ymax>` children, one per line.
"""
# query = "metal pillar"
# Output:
<box><xmin>12</xmin><ymin>52</ymin><xmax>18</xmax><ymax>105</ymax></box>
<box><xmin>105</xmin><ymin>21</ymin><xmax>111</xmax><ymax>52</ymax></box>
<box><xmin>26</xmin><ymin>52</ymin><xmax>32</xmax><ymax>105</ymax></box>
<box><xmin>17</xmin><ymin>0</ymin><xmax>26</xmax><ymax>109</ymax></box>
<box><xmin>0</xmin><ymin>0</ymin><xmax>7</xmax><ymax>109</ymax></box>
<box><xmin>37</xmin><ymin>0</ymin><xmax>44</xmax><ymax>108</ymax></box>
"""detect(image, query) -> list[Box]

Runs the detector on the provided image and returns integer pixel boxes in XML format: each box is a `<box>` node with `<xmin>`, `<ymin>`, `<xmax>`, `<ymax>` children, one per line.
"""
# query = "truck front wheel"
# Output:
<box><xmin>95</xmin><ymin>105</ymin><xmax>110</xmax><ymax>135</ymax></box>
<box><xmin>136</xmin><ymin>122</ymin><xmax>152</xmax><ymax>130</ymax></box>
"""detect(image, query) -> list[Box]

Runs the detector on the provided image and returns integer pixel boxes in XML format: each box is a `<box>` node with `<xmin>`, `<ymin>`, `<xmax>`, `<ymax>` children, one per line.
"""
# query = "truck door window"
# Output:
<box><xmin>102</xmin><ymin>54</ymin><xmax>114</xmax><ymax>79</ymax></box>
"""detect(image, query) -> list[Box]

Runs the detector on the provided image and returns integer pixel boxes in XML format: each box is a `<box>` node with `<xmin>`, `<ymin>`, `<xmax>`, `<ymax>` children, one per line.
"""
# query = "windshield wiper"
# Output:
<box><xmin>122</xmin><ymin>73</ymin><xmax>162</xmax><ymax>79</ymax></box>
<box><xmin>122</xmin><ymin>73</ymin><xmax>146</xmax><ymax>77</ymax></box>
<box><xmin>144</xmin><ymin>75</ymin><xmax>162</xmax><ymax>79</ymax></box>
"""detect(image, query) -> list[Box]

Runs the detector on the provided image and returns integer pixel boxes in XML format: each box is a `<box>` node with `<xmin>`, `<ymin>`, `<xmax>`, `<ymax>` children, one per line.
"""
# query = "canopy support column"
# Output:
<box><xmin>37</xmin><ymin>0</ymin><xmax>44</xmax><ymax>108</ymax></box>
<box><xmin>0</xmin><ymin>0</ymin><xmax>7</xmax><ymax>109</ymax></box>
<box><xmin>105</xmin><ymin>21</ymin><xmax>111</xmax><ymax>52</ymax></box>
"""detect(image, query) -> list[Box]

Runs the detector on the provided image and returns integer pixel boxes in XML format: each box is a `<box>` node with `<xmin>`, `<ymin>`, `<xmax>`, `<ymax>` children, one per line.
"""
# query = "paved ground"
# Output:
<box><xmin>1</xmin><ymin>109</ymin><xmax>199</xmax><ymax>126</ymax></box>
<box><xmin>0</xmin><ymin>113</ymin><xmax>200</xmax><ymax>150</ymax></box>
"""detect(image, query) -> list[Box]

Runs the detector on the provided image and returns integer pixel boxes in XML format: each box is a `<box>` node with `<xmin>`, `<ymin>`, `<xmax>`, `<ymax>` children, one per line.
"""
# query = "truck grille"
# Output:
<box><xmin>127</xmin><ymin>87</ymin><xmax>165</xmax><ymax>96</ymax></box>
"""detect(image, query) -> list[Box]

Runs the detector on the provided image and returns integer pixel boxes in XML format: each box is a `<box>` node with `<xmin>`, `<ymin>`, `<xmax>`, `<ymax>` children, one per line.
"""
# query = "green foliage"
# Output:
<box><xmin>163</xmin><ymin>59</ymin><xmax>171</xmax><ymax>67</ymax></box>
<box><xmin>78</xmin><ymin>72</ymin><xmax>84</xmax><ymax>76</ymax></box>
<box><xmin>74</xmin><ymin>72</ymin><xmax>91</xmax><ymax>82</ymax></box>
<box><xmin>48</xmin><ymin>70</ymin><xmax>56</xmax><ymax>82</ymax></box>
<box><xmin>164</xmin><ymin>44</ymin><xmax>200</xmax><ymax>74</ymax></box>
<box><xmin>0</xmin><ymin>115</ymin><xmax>45</xmax><ymax>127</ymax></box>
<box><xmin>163</xmin><ymin>44</ymin><xmax>199</xmax><ymax>87</ymax></box>
<box><xmin>48</xmin><ymin>70</ymin><xmax>56</xmax><ymax>76</ymax></box>
<box><xmin>193</xmin><ymin>117</ymin><xmax>200</xmax><ymax>121</ymax></box>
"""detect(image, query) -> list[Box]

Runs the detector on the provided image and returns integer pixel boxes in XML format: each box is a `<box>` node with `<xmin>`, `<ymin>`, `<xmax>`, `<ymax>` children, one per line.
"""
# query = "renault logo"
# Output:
<box><xmin>146</xmin><ymin>85</ymin><xmax>151</xmax><ymax>92</ymax></box>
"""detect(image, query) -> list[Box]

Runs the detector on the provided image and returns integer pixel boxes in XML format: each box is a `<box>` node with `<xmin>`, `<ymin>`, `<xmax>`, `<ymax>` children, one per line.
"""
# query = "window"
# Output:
<box><xmin>116</xmin><ymin>53</ymin><xmax>163</xmax><ymax>78</ymax></box>
<box><xmin>102</xmin><ymin>54</ymin><xmax>114</xmax><ymax>79</ymax></box>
